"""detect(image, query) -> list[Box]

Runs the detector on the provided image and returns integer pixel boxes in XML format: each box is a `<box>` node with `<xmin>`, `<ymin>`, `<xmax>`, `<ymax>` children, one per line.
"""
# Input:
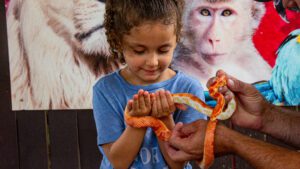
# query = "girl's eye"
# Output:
<box><xmin>222</xmin><ymin>9</ymin><xmax>232</xmax><ymax>16</ymax></box>
<box><xmin>133</xmin><ymin>50</ymin><xmax>145</xmax><ymax>55</ymax></box>
<box><xmin>158</xmin><ymin>49</ymin><xmax>169</xmax><ymax>54</ymax></box>
<box><xmin>200</xmin><ymin>9</ymin><xmax>210</xmax><ymax>16</ymax></box>
<box><xmin>158</xmin><ymin>47</ymin><xmax>170</xmax><ymax>54</ymax></box>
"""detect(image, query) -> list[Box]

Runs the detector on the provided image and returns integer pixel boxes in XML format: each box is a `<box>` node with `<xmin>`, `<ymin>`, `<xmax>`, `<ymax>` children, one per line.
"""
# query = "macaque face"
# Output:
<box><xmin>185</xmin><ymin>0</ymin><xmax>254</xmax><ymax>65</ymax></box>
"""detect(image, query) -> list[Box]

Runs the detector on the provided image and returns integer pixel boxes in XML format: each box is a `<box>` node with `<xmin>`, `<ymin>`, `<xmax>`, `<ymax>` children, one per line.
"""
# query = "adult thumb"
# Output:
<box><xmin>216</xmin><ymin>69</ymin><xmax>253</xmax><ymax>95</ymax></box>
<box><xmin>228</xmin><ymin>76</ymin><xmax>258</xmax><ymax>98</ymax></box>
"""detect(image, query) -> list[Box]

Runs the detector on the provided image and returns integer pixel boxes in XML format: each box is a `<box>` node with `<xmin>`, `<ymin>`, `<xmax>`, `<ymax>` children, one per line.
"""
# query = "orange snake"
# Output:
<box><xmin>125</xmin><ymin>75</ymin><xmax>236</xmax><ymax>169</ymax></box>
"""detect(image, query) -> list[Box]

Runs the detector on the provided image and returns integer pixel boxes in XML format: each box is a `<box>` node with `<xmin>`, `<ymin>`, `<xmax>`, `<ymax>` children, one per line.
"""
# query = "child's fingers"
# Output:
<box><xmin>127</xmin><ymin>99</ymin><xmax>133</xmax><ymax>111</ymax></box>
<box><xmin>151</xmin><ymin>93</ymin><xmax>158</xmax><ymax>117</ymax></box>
<box><xmin>166</xmin><ymin>91</ymin><xmax>176</xmax><ymax>113</ymax></box>
<box><xmin>159</xmin><ymin>90</ymin><xmax>170</xmax><ymax>113</ymax></box>
<box><xmin>155</xmin><ymin>91</ymin><xmax>163</xmax><ymax>116</ymax></box>
<box><xmin>133</xmin><ymin>94</ymin><xmax>139</xmax><ymax>112</ymax></box>
<box><xmin>138</xmin><ymin>89</ymin><xmax>146</xmax><ymax>110</ymax></box>
<box><xmin>144</xmin><ymin>91</ymin><xmax>151</xmax><ymax>108</ymax></box>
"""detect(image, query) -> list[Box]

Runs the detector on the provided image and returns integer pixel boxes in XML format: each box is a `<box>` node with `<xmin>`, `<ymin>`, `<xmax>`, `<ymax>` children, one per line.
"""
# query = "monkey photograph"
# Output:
<box><xmin>4</xmin><ymin>0</ymin><xmax>300</xmax><ymax>110</ymax></box>
<box><xmin>172</xmin><ymin>0</ymin><xmax>272</xmax><ymax>88</ymax></box>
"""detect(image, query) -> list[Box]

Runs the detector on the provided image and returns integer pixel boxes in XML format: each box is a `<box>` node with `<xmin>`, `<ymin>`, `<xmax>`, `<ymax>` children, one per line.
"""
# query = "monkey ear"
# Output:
<box><xmin>251</xmin><ymin>2</ymin><xmax>266</xmax><ymax>29</ymax></box>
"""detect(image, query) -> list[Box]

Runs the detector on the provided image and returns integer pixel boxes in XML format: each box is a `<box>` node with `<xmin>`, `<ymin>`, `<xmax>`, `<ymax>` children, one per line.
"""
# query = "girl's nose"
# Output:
<box><xmin>146</xmin><ymin>54</ymin><xmax>158</xmax><ymax>66</ymax></box>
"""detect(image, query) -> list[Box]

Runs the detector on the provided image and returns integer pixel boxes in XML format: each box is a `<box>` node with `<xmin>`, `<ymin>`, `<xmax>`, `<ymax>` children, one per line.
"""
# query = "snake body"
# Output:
<box><xmin>124</xmin><ymin>75</ymin><xmax>236</xmax><ymax>169</ymax></box>
<box><xmin>199</xmin><ymin>75</ymin><xmax>227</xmax><ymax>169</ymax></box>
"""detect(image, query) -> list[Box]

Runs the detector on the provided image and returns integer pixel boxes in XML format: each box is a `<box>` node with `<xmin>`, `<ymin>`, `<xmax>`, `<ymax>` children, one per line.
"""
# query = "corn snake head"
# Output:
<box><xmin>124</xmin><ymin>75</ymin><xmax>237</xmax><ymax>169</ymax></box>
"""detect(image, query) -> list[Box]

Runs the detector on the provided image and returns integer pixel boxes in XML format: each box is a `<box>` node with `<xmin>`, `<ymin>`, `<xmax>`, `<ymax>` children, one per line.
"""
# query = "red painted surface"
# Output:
<box><xmin>254</xmin><ymin>2</ymin><xmax>300</xmax><ymax>67</ymax></box>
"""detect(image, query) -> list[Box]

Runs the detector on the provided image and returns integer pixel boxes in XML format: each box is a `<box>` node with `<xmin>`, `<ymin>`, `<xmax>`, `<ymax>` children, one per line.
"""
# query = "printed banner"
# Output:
<box><xmin>5</xmin><ymin>0</ymin><xmax>300</xmax><ymax>110</ymax></box>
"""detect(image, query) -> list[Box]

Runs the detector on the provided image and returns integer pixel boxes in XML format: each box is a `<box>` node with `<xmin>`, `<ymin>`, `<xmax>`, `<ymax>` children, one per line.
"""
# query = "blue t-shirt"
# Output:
<box><xmin>93</xmin><ymin>70</ymin><xmax>206</xmax><ymax>169</ymax></box>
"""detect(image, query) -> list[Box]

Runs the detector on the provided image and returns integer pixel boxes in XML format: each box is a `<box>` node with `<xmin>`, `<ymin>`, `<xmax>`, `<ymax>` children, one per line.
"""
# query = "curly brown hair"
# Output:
<box><xmin>104</xmin><ymin>0</ymin><xmax>185</xmax><ymax>64</ymax></box>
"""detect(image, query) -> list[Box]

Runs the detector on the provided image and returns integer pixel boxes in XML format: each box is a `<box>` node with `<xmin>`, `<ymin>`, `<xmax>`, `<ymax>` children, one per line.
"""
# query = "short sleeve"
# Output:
<box><xmin>93</xmin><ymin>85</ymin><xmax>125</xmax><ymax>146</ymax></box>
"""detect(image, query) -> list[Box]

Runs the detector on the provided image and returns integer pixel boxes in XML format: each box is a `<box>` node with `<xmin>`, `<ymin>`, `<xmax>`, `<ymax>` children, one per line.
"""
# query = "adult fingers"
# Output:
<box><xmin>218</xmin><ymin>86</ymin><xmax>234</xmax><ymax>103</ymax></box>
<box><xmin>180</xmin><ymin>120</ymin><xmax>205</xmax><ymax>135</ymax></box>
<box><xmin>206</xmin><ymin>70</ymin><xmax>227</xmax><ymax>88</ymax></box>
<box><xmin>165</xmin><ymin>143</ymin><xmax>199</xmax><ymax>162</ymax></box>
<box><xmin>215</xmin><ymin>69</ymin><xmax>252</xmax><ymax>94</ymax></box>
<box><xmin>215</xmin><ymin>69</ymin><xmax>227</xmax><ymax>78</ymax></box>
<box><xmin>168</xmin><ymin>123</ymin><xmax>191</xmax><ymax>151</ymax></box>
<box><xmin>206</xmin><ymin>77</ymin><xmax>216</xmax><ymax>89</ymax></box>
<box><xmin>207</xmin><ymin>70</ymin><xmax>231</xmax><ymax>89</ymax></box>
<box><xmin>172</xmin><ymin>122</ymin><xmax>184</xmax><ymax>137</ymax></box>
<box><xmin>224</xmin><ymin>91</ymin><xmax>234</xmax><ymax>103</ymax></box>
<box><xmin>218</xmin><ymin>85</ymin><xmax>228</xmax><ymax>94</ymax></box>
<box><xmin>207</xmin><ymin>74</ymin><xmax>234</xmax><ymax>104</ymax></box>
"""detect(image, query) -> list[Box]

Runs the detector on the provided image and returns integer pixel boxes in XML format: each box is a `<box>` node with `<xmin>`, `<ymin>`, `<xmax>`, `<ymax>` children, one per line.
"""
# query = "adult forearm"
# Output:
<box><xmin>261</xmin><ymin>105</ymin><xmax>300</xmax><ymax>147</ymax></box>
<box><xmin>109</xmin><ymin>126</ymin><xmax>146</xmax><ymax>169</ymax></box>
<box><xmin>228</xmin><ymin>127</ymin><xmax>300</xmax><ymax>169</ymax></box>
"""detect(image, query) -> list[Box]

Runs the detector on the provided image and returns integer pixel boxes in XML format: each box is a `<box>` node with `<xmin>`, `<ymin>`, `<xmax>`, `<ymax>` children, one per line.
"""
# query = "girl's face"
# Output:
<box><xmin>121</xmin><ymin>22</ymin><xmax>177</xmax><ymax>85</ymax></box>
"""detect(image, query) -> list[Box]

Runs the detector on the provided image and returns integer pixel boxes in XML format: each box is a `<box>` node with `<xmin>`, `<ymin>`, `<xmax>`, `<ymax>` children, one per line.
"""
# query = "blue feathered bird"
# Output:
<box><xmin>269</xmin><ymin>29</ymin><xmax>300</xmax><ymax>105</ymax></box>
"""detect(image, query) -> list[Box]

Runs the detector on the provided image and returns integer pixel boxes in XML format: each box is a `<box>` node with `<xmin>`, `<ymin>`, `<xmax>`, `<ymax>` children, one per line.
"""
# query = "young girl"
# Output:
<box><xmin>93</xmin><ymin>0</ymin><xmax>206</xmax><ymax>168</ymax></box>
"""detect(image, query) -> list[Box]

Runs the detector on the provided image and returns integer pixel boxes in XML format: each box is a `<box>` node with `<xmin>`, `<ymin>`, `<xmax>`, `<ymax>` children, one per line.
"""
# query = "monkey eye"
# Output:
<box><xmin>200</xmin><ymin>9</ymin><xmax>211</xmax><ymax>16</ymax></box>
<box><xmin>221</xmin><ymin>9</ymin><xmax>232</xmax><ymax>16</ymax></box>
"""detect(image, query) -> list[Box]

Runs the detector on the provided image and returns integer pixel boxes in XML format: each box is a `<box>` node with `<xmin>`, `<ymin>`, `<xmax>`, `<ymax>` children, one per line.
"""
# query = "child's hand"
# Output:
<box><xmin>151</xmin><ymin>90</ymin><xmax>176</xmax><ymax>118</ymax></box>
<box><xmin>127</xmin><ymin>89</ymin><xmax>151</xmax><ymax>117</ymax></box>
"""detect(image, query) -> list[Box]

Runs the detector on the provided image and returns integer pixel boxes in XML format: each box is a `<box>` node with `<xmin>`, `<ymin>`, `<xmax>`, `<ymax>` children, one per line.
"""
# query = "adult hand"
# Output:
<box><xmin>207</xmin><ymin>70</ymin><xmax>271</xmax><ymax>130</ymax></box>
<box><xmin>165</xmin><ymin>120</ymin><xmax>207</xmax><ymax>161</ymax></box>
